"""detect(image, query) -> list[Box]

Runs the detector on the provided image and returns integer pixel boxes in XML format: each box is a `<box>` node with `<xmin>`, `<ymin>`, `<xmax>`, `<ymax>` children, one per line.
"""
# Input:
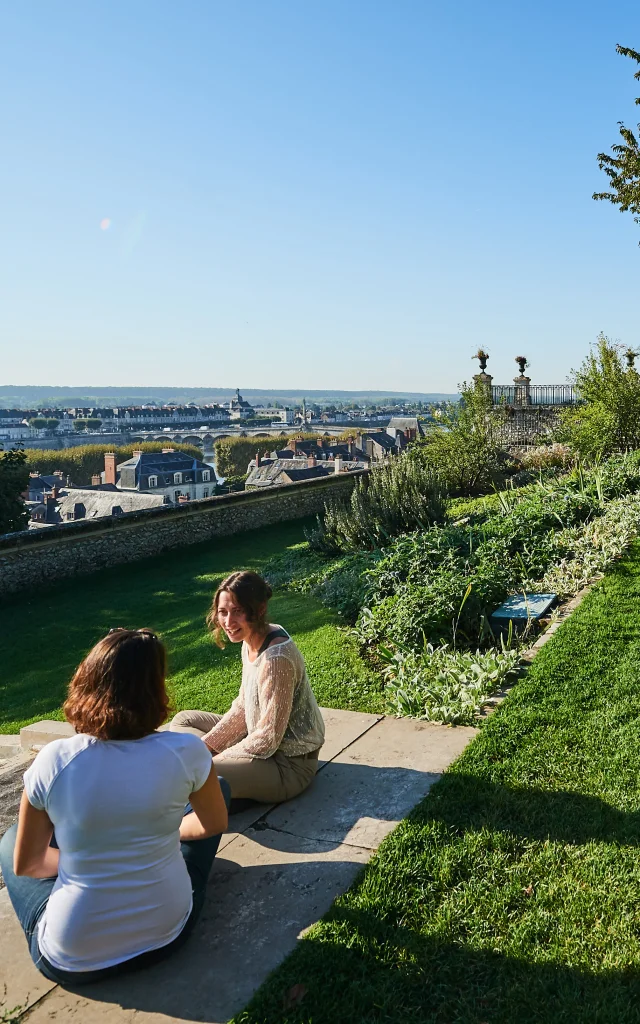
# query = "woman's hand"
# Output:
<box><xmin>14</xmin><ymin>791</ymin><xmax>60</xmax><ymax>878</ymax></box>
<box><xmin>180</xmin><ymin>766</ymin><xmax>228</xmax><ymax>841</ymax></box>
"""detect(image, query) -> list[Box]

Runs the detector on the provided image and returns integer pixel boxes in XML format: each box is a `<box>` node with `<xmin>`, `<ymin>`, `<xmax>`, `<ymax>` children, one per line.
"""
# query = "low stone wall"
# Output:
<box><xmin>0</xmin><ymin>471</ymin><xmax>364</xmax><ymax>599</ymax></box>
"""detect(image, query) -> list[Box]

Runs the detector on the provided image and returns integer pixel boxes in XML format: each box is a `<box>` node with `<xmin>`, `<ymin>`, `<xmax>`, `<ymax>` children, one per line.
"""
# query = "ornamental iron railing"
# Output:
<box><xmin>491</xmin><ymin>384</ymin><xmax>578</xmax><ymax>406</ymax></box>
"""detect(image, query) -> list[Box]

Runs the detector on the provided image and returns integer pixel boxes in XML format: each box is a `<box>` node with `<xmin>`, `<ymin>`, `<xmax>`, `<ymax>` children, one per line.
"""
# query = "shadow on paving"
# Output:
<box><xmin>25</xmin><ymin>762</ymin><xmax>433</xmax><ymax>1023</ymax></box>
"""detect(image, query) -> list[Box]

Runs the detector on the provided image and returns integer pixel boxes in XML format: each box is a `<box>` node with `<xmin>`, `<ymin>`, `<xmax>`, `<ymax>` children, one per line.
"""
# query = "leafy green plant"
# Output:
<box><xmin>514</xmin><ymin>442</ymin><xmax>574</xmax><ymax>472</ymax></box>
<box><xmin>380</xmin><ymin>641</ymin><xmax>520</xmax><ymax>725</ymax></box>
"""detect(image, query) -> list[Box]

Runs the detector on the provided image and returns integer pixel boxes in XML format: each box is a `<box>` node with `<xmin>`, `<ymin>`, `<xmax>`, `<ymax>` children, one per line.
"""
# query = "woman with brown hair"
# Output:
<box><xmin>0</xmin><ymin>629</ymin><xmax>229</xmax><ymax>985</ymax></box>
<box><xmin>171</xmin><ymin>570</ymin><xmax>325</xmax><ymax>804</ymax></box>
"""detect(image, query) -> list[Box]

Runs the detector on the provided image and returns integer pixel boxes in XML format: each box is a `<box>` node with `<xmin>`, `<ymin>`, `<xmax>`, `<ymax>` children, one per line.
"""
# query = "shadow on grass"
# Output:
<box><xmin>416</xmin><ymin>770</ymin><xmax>640</xmax><ymax>846</ymax></box>
<box><xmin>234</xmin><ymin>906</ymin><xmax>640</xmax><ymax>1023</ymax></box>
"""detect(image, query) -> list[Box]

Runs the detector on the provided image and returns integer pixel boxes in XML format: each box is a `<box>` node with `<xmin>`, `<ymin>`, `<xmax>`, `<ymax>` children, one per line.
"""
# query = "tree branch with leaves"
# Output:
<box><xmin>593</xmin><ymin>45</ymin><xmax>640</xmax><ymax>231</ymax></box>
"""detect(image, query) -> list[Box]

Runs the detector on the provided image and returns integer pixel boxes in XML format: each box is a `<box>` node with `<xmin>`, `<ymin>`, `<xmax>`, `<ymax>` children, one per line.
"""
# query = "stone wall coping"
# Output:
<box><xmin>0</xmin><ymin>469</ymin><xmax>368</xmax><ymax>553</ymax></box>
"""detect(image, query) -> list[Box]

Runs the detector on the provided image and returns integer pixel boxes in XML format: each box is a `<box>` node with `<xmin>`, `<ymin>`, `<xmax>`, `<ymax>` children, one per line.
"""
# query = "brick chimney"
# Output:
<box><xmin>178</xmin><ymin>494</ymin><xmax>190</xmax><ymax>504</ymax></box>
<box><xmin>104</xmin><ymin>452</ymin><xmax>117</xmax><ymax>486</ymax></box>
<box><xmin>91</xmin><ymin>474</ymin><xmax>101</xmax><ymax>486</ymax></box>
<box><xmin>255</xmin><ymin>452</ymin><xmax>261</xmax><ymax>468</ymax></box>
<box><xmin>162</xmin><ymin>448</ymin><xmax>175</xmax><ymax>454</ymax></box>
<box><xmin>316</xmin><ymin>437</ymin><xmax>323</xmax><ymax>448</ymax></box>
<box><xmin>133</xmin><ymin>450</ymin><xmax>144</xmax><ymax>458</ymax></box>
<box><xmin>307</xmin><ymin>455</ymin><xmax>317</xmax><ymax>468</ymax></box>
<box><xmin>45</xmin><ymin>494</ymin><xmax>57</xmax><ymax>524</ymax></box>
<box><xmin>50</xmin><ymin>483</ymin><xmax>60</xmax><ymax>500</ymax></box>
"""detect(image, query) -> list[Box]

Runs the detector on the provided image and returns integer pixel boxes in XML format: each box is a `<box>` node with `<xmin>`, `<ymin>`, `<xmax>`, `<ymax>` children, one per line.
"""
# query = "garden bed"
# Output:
<box><xmin>265</xmin><ymin>453</ymin><xmax>640</xmax><ymax>724</ymax></box>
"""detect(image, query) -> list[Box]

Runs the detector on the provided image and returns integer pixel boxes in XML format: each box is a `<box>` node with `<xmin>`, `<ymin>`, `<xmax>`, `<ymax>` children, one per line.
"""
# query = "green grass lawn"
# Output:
<box><xmin>0</xmin><ymin>520</ymin><xmax>383</xmax><ymax>734</ymax></box>
<box><xmin>235</xmin><ymin>544</ymin><xmax>640</xmax><ymax>1024</ymax></box>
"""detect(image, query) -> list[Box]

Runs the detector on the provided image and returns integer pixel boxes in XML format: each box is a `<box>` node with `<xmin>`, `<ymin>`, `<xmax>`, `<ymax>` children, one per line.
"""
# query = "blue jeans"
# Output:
<box><xmin>0</xmin><ymin>778</ymin><xmax>231</xmax><ymax>985</ymax></box>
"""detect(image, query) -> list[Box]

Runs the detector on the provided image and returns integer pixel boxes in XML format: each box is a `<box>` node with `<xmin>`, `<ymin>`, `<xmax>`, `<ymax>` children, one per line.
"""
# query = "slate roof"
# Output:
<box><xmin>29</xmin><ymin>488</ymin><xmax>166</xmax><ymax>527</ymax></box>
<box><xmin>246</xmin><ymin>458</ymin><xmax>366</xmax><ymax>489</ymax></box>
<box><xmin>115</xmin><ymin>450</ymin><xmax>212</xmax><ymax>490</ymax></box>
<box><xmin>362</xmin><ymin>432</ymin><xmax>397</xmax><ymax>450</ymax></box>
<box><xmin>387</xmin><ymin>417</ymin><xmax>424</xmax><ymax>436</ymax></box>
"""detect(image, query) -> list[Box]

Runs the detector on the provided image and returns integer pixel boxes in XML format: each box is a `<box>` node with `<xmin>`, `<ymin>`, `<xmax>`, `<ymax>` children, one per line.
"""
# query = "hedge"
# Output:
<box><xmin>15</xmin><ymin>442</ymin><xmax>203</xmax><ymax>486</ymax></box>
<box><xmin>214</xmin><ymin>434</ymin><xmax>320</xmax><ymax>477</ymax></box>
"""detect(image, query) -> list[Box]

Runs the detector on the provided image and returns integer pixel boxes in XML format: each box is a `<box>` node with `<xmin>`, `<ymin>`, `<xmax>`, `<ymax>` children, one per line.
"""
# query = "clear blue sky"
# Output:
<box><xmin>1</xmin><ymin>0</ymin><xmax>639</xmax><ymax>393</ymax></box>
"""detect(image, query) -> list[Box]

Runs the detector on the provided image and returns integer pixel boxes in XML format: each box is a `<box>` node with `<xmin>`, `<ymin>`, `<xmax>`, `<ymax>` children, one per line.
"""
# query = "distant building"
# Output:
<box><xmin>0</xmin><ymin>410</ymin><xmax>33</xmax><ymax>442</ymax></box>
<box><xmin>228</xmin><ymin>388</ymin><xmax>253</xmax><ymax>421</ymax></box>
<box><xmin>101</xmin><ymin>449</ymin><xmax>214</xmax><ymax>502</ymax></box>
<box><xmin>27</xmin><ymin>472</ymin><xmax>68</xmax><ymax>502</ymax></box>
<box><xmin>357</xmin><ymin>431</ymin><xmax>400</xmax><ymax>460</ymax></box>
<box><xmin>29</xmin><ymin>487</ymin><xmax>165</xmax><ymax>528</ymax></box>
<box><xmin>245</xmin><ymin>451</ymin><xmax>366</xmax><ymax>490</ymax></box>
<box><xmin>386</xmin><ymin>417</ymin><xmax>424</xmax><ymax>442</ymax></box>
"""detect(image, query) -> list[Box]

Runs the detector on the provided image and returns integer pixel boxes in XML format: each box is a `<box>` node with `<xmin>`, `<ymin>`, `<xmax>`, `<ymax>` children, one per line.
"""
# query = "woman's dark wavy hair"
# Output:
<box><xmin>206</xmin><ymin>570</ymin><xmax>272</xmax><ymax>648</ymax></box>
<box><xmin>64</xmin><ymin>629</ymin><xmax>170</xmax><ymax>740</ymax></box>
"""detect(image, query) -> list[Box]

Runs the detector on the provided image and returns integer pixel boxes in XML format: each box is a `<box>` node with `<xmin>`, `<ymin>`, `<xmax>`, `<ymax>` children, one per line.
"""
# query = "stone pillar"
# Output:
<box><xmin>473</xmin><ymin>371</ymin><xmax>494</xmax><ymax>402</ymax></box>
<box><xmin>513</xmin><ymin>374</ymin><xmax>531</xmax><ymax>406</ymax></box>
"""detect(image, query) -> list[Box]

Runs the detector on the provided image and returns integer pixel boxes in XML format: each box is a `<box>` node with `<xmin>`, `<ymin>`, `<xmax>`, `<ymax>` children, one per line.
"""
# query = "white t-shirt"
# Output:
<box><xmin>23</xmin><ymin>730</ymin><xmax>212</xmax><ymax>972</ymax></box>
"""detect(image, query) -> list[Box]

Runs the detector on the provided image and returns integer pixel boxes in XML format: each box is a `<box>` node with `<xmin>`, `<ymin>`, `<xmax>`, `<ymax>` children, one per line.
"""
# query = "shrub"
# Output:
<box><xmin>355</xmin><ymin>481</ymin><xmax>606</xmax><ymax>651</ymax></box>
<box><xmin>557</xmin><ymin>333</ymin><xmax>640</xmax><ymax>458</ymax></box>
<box><xmin>309</xmin><ymin>456</ymin><xmax>446</xmax><ymax>553</ymax></box>
<box><xmin>22</xmin><ymin>442</ymin><xmax>203</xmax><ymax>486</ymax></box>
<box><xmin>220</xmin><ymin>473</ymin><xmax>247</xmax><ymax>492</ymax></box>
<box><xmin>514</xmin><ymin>442</ymin><xmax>574</xmax><ymax>471</ymax></box>
<box><xmin>409</xmin><ymin>380</ymin><xmax>509</xmax><ymax>495</ymax></box>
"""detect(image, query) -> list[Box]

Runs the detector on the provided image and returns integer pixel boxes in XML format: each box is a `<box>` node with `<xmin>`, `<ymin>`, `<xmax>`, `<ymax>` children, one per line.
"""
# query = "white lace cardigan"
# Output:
<box><xmin>202</xmin><ymin>632</ymin><xmax>325</xmax><ymax>760</ymax></box>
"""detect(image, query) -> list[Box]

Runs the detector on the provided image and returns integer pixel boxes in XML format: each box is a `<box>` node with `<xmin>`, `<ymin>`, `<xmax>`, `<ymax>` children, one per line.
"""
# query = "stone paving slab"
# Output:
<box><xmin>20</xmin><ymin>721</ymin><xmax>74</xmax><ymax>751</ymax></box>
<box><xmin>218</xmin><ymin>707</ymin><xmax>381</xmax><ymax>851</ymax></box>
<box><xmin>265</xmin><ymin>717</ymin><xmax>478</xmax><ymax>849</ymax></box>
<box><xmin>316</xmin><ymin>707</ymin><xmax>382</xmax><ymax>764</ymax></box>
<box><xmin>2</xmin><ymin>711</ymin><xmax>478</xmax><ymax>1023</ymax></box>
<box><xmin>0</xmin><ymin>888</ymin><xmax>56</xmax><ymax>1014</ymax></box>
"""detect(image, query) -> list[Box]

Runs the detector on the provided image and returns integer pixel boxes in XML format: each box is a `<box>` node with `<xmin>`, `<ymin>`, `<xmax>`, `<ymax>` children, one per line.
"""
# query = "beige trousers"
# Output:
<box><xmin>169</xmin><ymin>710</ymin><xmax>320</xmax><ymax>803</ymax></box>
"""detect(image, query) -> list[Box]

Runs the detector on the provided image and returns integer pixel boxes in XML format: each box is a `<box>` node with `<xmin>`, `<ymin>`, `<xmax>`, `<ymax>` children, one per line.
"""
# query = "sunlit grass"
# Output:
<box><xmin>0</xmin><ymin>519</ymin><xmax>383</xmax><ymax>733</ymax></box>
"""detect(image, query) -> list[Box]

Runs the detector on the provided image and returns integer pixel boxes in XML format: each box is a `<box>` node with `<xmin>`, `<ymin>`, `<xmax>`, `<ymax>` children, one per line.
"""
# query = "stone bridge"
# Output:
<box><xmin>130</xmin><ymin>425</ymin><xmax>346</xmax><ymax>447</ymax></box>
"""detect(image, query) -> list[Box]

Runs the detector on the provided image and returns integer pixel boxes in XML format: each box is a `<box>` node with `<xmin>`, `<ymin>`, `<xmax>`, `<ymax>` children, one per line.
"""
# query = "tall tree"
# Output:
<box><xmin>593</xmin><ymin>45</ymin><xmax>640</xmax><ymax>232</ymax></box>
<box><xmin>0</xmin><ymin>446</ymin><xmax>29</xmax><ymax>533</ymax></box>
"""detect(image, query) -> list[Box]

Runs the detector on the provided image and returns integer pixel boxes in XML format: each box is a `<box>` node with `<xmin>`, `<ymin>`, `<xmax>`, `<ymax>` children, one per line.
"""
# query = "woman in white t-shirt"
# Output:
<box><xmin>0</xmin><ymin>628</ymin><xmax>229</xmax><ymax>985</ymax></box>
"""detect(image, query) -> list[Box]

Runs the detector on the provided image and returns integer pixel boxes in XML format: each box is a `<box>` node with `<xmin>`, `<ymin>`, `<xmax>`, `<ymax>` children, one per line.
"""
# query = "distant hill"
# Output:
<box><xmin>0</xmin><ymin>386</ymin><xmax>458</xmax><ymax>409</ymax></box>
